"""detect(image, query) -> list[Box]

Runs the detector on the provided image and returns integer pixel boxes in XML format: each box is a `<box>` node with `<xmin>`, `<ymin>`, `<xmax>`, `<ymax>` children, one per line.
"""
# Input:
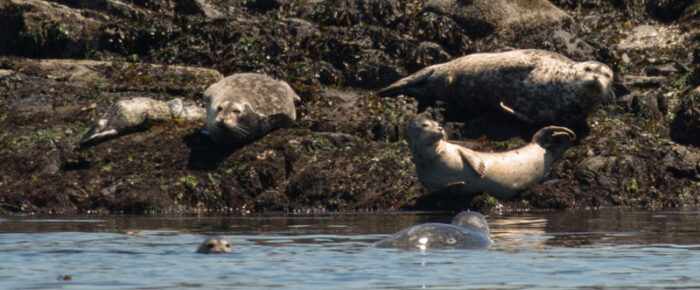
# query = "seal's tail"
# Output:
<box><xmin>377</xmin><ymin>68</ymin><xmax>434</xmax><ymax>97</ymax></box>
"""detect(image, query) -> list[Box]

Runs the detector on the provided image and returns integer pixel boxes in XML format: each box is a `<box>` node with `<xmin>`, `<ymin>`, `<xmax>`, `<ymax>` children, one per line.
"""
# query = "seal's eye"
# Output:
<box><xmin>225</xmin><ymin>243</ymin><xmax>231</xmax><ymax>248</ymax></box>
<box><xmin>207</xmin><ymin>243</ymin><xmax>215</xmax><ymax>249</ymax></box>
<box><xmin>584</xmin><ymin>67</ymin><xmax>592</xmax><ymax>72</ymax></box>
<box><xmin>233</xmin><ymin>109</ymin><xmax>241</xmax><ymax>114</ymax></box>
<box><xmin>217</xmin><ymin>106</ymin><xmax>223</xmax><ymax>112</ymax></box>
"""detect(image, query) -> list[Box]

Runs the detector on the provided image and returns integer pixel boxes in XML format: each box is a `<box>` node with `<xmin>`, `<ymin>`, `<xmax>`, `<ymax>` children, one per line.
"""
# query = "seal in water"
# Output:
<box><xmin>196</xmin><ymin>237</ymin><xmax>232</xmax><ymax>254</ymax></box>
<box><xmin>79</xmin><ymin>97</ymin><xmax>204</xmax><ymax>147</ymax></box>
<box><xmin>378</xmin><ymin>49</ymin><xmax>613</xmax><ymax>126</ymax></box>
<box><xmin>375</xmin><ymin>211</ymin><xmax>492</xmax><ymax>250</ymax></box>
<box><xmin>406</xmin><ymin>116</ymin><xmax>576</xmax><ymax>200</ymax></box>
<box><xmin>204</xmin><ymin>73</ymin><xmax>300</xmax><ymax>146</ymax></box>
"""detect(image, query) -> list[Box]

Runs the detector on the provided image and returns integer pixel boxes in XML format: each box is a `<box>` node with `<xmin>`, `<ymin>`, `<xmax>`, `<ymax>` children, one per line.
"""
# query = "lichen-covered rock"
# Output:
<box><xmin>0</xmin><ymin>0</ymin><xmax>104</xmax><ymax>57</ymax></box>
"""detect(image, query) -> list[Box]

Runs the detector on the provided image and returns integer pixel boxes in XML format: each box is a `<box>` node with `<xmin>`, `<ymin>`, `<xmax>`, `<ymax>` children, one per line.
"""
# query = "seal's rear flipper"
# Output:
<box><xmin>377</xmin><ymin>68</ymin><xmax>434</xmax><ymax>97</ymax></box>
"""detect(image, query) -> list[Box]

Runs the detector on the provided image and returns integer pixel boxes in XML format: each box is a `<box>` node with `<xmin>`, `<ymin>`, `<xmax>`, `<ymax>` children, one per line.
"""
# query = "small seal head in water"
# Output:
<box><xmin>196</xmin><ymin>237</ymin><xmax>232</xmax><ymax>254</ymax></box>
<box><xmin>406</xmin><ymin>116</ymin><xmax>576</xmax><ymax>200</ymax></box>
<box><xmin>375</xmin><ymin>211</ymin><xmax>492</xmax><ymax>250</ymax></box>
<box><xmin>378</xmin><ymin>49</ymin><xmax>613</xmax><ymax>126</ymax></box>
<box><xmin>204</xmin><ymin>73</ymin><xmax>300</xmax><ymax>146</ymax></box>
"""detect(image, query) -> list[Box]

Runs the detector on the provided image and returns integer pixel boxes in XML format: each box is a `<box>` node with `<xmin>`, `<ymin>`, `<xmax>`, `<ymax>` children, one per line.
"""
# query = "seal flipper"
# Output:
<box><xmin>498</xmin><ymin>102</ymin><xmax>534</xmax><ymax>123</ymax></box>
<box><xmin>458</xmin><ymin>148</ymin><xmax>486</xmax><ymax>178</ymax></box>
<box><xmin>377</xmin><ymin>68</ymin><xmax>434</xmax><ymax>97</ymax></box>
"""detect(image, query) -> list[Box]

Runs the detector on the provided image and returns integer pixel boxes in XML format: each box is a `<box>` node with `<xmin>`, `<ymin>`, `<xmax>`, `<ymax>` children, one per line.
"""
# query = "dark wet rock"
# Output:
<box><xmin>422</xmin><ymin>0</ymin><xmax>572</xmax><ymax>40</ymax></box>
<box><xmin>645</xmin><ymin>0</ymin><xmax>694</xmax><ymax>22</ymax></box>
<box><xmin>312</xmin><ymin>0</ymin><xmax>402</xmax><ymax>27</ymax></box>
<box><xmin>670</xmin><ymin>88</ymin><xmax>700</xmax><ymax>146</ymax></box>
<box><xmin>0</xmin><ymin>0</ymin><xmax>104</xmax><ymax>58</ymax></box>
<box><xmin>177</xmin><ymin>0</ymin><xmax>227</xmax><ymax>19</ymax></box>
<box><xmin>412</xmin><ymin>12</ymin><xmax>469</xmax><ymax>55</ymax></box>
<box><xmin>544</xmin><ymin>29</ymin><xmax>599</xmax><ymax>61</ymax></box>
<box><xmin>407</xmin><ymin>42</ymin><xmax>452</xmax><ymax>70</ymax></box>
<box><xmin>52</xmin><ymin>0</ymin><xmax>151</xmax><ymax>20</ymax></box>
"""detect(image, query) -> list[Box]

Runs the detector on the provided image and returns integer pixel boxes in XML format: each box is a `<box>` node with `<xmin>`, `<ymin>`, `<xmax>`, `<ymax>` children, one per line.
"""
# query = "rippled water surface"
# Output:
<box><xmin>1</xmin><ymin>209</ymin><xmax>699</xmax><ymax>289</ymax></box>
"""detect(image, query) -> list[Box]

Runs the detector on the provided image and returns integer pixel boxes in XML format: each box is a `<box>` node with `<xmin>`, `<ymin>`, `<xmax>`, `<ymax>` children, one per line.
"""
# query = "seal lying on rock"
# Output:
<box><xmin>196</xmin><ymin>237</ymin><xmax>233</xmax><ymax>254</ymax></box>
<box><xmin>204</xmin><ymin>73</ymin><xmax>300</xmax><ymax>146</ymax></box>
<box><xmin>378</xmin><ymin>49</ymin><xmax>613</xmax><ymax>126</ymax></box>
<box><xmin>406</xmin><ymin>117</ymin><xmax>576</xmax><ymax>200</ymax></box>
<box><xmin>375</xmin><ymin>211</ymin><xmax>492</xmax><ymax>250</ymax></box>
<box><xmin>79</xmin><ymin>73</ymin><xmax>300</xmax><ymax>148</ymax></box>
<box><xmin>79</xmin><ymin>97</ymin><xmax>204</xmax><ymax>147</ymax></box>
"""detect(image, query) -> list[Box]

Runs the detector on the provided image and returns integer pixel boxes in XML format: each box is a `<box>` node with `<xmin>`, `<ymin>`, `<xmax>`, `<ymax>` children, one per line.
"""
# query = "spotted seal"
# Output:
<box><xmin>375</xmin><ymin>211</ymin><xmax>492</xmax><ymax>250</ymax></box>
<box><xmin>79</xmin><ymin>97</ymin><xmax>204</xmax><ymax>147</ymax></box>
<box><xmin>204</xmin><ymin>73</ymin><xmax>300</xmax><ymax>146</ymax></box>
<box><xmin>196</xmin><ymin>237</ymin><xmax>232</xmax><ymax>254</ymax></box>
<box><xmin>378</xmin><ymin>49</ymin><xmax>613</xmax><ymax>126</ymax></box>
<box><xmin>407</xmin><ymin>117</ymin><xmax>576</xmax><ymax>200</ymax></box>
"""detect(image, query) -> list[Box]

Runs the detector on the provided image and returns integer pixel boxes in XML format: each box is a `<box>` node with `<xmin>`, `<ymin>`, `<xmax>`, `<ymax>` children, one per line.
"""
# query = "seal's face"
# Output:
<box><xmin>208</xmin><ymin>100</ymin><xmax>258</xmax><ymax>145</ymax></box>
<box><xmin>573</xmin><ymin>61</ymin><xmax>614</xmax><ymax>104</ymax></box>
<box><xmin>196</xmin><ymin>238</ymin><xmax>233</xmax><ymax>254</ymax></box>
<box><xmin>532</xmin><ymin>126</ymin><xmax>576</xmax><ymax>158</ymax></box>
<box><xmin>407</xmin><ymin>117</ymin><xmax>445</xmax><ymax>146</ymax></box>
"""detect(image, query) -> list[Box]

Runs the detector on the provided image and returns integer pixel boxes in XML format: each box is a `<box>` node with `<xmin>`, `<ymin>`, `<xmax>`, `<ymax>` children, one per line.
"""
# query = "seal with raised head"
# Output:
<box><xmin>196</xmin><ymin>237</ymin><xmax>233</xmax><ymax>254</ymax></box>
<box><xmin>378</xmin><ymin>49</ymin><xmax>613</xmax><ymax>126</ymax></box>
<box><xmin>407</xmin><ymin>117</ymin><xmax>576</xmax><ymax>200</ymax></box>
<box><xmin>375</xmin><ymin>211</ymin><xmax>492</xmax><ymax>250</ymax></box>
<box><xmin>204</xmin><ymin>73</ymin><xmax>300</xmax><ymax>146</ymax></box>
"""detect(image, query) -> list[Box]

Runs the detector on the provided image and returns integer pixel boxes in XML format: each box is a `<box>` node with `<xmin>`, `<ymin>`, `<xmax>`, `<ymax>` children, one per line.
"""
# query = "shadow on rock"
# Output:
<box><xmin>184</xmin><ymin>132</ymin><xmax>240</xmax><ymax>170</ymax></box>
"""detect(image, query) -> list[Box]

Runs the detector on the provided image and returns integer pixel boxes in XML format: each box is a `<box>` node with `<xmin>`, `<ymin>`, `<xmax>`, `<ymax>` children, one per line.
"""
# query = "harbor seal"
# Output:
<box><xmin>196</xmin><ymin>237</ymin><xmax>233</xmax><ymax>254</ymax></box>
<box><xmin>407</xmin><ymin>116</ymin><xmax>576</xmax><ymax>200</ymax></box>
<box><xmin>79</xmin><ymin>97</ymin><xmax>205</xmax><ymax>147</ymax></box>
<box><xmin>204</xmin><ymin>73</ymin><xmax>300</xmax><ymax>146</ymax></box>
<box><xmin>378</xmin><ymin>49</ymin><xmax>613</xmax><ymax>126</ymax></box>
<box><xmin>375</xmin><ymin>211</ymin><xmax>492</xmax><ymax>250</ymax></box>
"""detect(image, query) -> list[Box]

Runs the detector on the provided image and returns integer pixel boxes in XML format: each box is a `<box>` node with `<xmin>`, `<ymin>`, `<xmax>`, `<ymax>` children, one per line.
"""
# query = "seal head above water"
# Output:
<box><xmin>375</xmin><ymin>211</ymin><xmax>492</xmax><ymax>250</ymax></box>
<box><xmin>378</xmin><ymin>49</ymin><xmax>613</xmax><ymax>126</ymax></box>
<box><xmin>204</xmin><ymin>73</ymin><xmax>300</xmax><ymax>146</ymax></box>
<box><xmin>406</xmin><ymin>117</ymin><xmax>576</xmax><ymax>200</ymax></box>
<box><xmin>196</xmin><ymin>237</ymin><xmax>232</xmax><ymax>254</ymax></box>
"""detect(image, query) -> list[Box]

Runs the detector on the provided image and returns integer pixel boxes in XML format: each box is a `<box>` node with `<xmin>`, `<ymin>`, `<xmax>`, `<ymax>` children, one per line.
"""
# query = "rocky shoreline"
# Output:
<box><xmin>0</xmin><ymin>0</ymin><xmax>699</xmax><ymax>214</ymax></box>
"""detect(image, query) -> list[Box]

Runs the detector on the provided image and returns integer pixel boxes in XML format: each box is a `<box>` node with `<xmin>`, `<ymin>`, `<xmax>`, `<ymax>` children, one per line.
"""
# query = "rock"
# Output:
<box><xmin>645</xmin><ymin>0</ymin><xmax>694</xmax><ymax>22</ymax></box>
<box><xmin>421</xmin><ymin>0</ymin><xmax>573</xmax><ymax>40</ymax></box>
<box><xmin>670</xmin><ymin>88</ymin><xmax>700</xmax><ymax>146</ymax></box>
<box><xmin>618</xmin><ymin>24</ymin><xmax>688</xmax><ymax>50</ymax></box>
<box><xmin>660</xmin><ymin>143</ymin><xmax>700</xmax><ymax>179</ymax></box>
<box><xmin>0</xmin><ymin>0</ymin><xmax>104</xmax><ymax>57</ymax></box>
<box><xmin>544</xmin><ymin>29</ymin><xmax>599</xmax><ymax>61</ymax></box>
<box><xmin>314</xmin><ymin>0</ymin><xmax>402</xmax><ymax>27</ymax></box>
<box><xmin>176</xmin><ymin>0</ymin><xmax>227</xmax><ymax>19</ymax></box>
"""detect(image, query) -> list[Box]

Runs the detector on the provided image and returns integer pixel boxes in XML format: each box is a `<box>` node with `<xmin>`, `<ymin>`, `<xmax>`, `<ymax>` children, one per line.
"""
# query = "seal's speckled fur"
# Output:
<box><xmin>379</xmin><ymin>49</ymin><xmax>613</xmax><ymax>126</ymax></box>
<box><xmin>406</xmin><ymin>117</ymin><xmax>576</xmax><ymax>200</ymax></box>
<box><xmin>375</xmin><ymin>211</ymin><xmax>491</xmax><ymax>250</ymax></box>
<box><xmin>205</xmin><ymin>73</ymin><xmax>299</xmax><ymax>146</ymax></box>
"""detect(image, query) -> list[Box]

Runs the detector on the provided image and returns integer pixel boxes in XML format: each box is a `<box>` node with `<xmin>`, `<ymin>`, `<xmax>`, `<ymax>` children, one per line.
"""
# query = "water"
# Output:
<box><xmin>1</xmin><ymin>210</ymin><xmax>699</xmax><ymax>289</ymax></box>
